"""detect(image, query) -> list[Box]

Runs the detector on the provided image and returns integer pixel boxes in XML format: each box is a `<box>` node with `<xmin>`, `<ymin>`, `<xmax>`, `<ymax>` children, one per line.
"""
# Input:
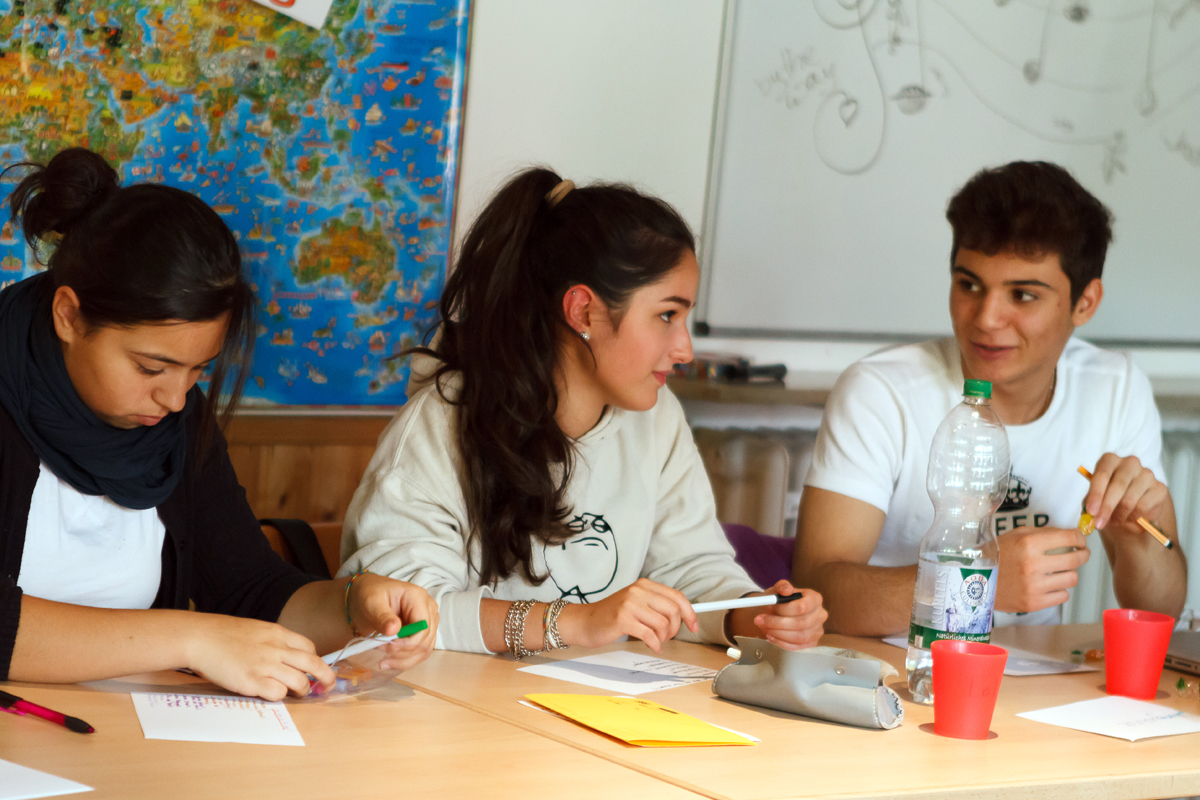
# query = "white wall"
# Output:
<box><xmin>455</xmin><ymin>0</ymin><xmax>1200</xmax><ymax>386</ymax></box>
<box><xmin>456</xmin><ymin>0</ymin><xmax>725</xmax><ymax>238</ymax></box>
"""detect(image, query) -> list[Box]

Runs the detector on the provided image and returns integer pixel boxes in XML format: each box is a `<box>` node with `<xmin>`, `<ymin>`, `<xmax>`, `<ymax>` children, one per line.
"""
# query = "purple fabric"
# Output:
<box><xmin>721</xmin><ymin>523</ymin><xmax>794</xmax><ymax>590</ymax></box>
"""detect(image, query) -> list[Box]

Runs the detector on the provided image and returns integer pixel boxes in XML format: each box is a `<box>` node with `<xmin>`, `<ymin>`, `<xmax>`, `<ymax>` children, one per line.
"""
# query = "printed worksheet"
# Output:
<box><xmin>131</xmin><ymin>692</ymin><xmax>304</xmax><ymax>746</ymax></box>
<box><xmin>518</xmin><ymin>651</ymin><xmax>718</xmax><ymax>695</ymax></box>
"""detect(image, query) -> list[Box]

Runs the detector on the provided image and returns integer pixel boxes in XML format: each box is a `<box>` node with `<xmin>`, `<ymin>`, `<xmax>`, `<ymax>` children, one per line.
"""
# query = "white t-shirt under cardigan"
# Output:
<box><xmin>18</xmin><ymin>462</ymin><xmax>165</xmax><ymax>610</ymax></box>
<box><xmin>804</xmin><ymin>337</ymin><xmax>1165</xmax><ymax>628</ymax></box>
<box><xmin>340</xmin><ymin>376</ymin><xmax>760</xmax><ymax>653</ymax></box>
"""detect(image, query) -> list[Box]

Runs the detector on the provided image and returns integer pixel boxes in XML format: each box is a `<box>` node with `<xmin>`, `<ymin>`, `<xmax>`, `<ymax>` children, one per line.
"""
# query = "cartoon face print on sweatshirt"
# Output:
<box><xmin>544</xmin><ymin>513</ymin><xmax>619</xmax><ymax>603</ymax></box>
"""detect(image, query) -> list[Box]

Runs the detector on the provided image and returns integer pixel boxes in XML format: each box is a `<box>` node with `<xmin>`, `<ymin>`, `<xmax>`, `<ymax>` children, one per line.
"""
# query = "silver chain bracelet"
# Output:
<box><xmin>542</xmin><ymin>598</ymin><xmax>570</xmax><ymax>652</ymax></box>
<box><xmin>503</xmin><ymin>599</ymin><xmax>542</xmax><ymax>660</ymax></box>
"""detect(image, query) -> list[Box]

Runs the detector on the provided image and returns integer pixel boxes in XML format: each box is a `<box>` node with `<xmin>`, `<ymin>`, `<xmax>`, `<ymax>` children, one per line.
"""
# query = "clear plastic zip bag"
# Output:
<box><xmin>302</xmin><ymin>636</ymin><xmax>404</xmax><ymax>701</ymax></box>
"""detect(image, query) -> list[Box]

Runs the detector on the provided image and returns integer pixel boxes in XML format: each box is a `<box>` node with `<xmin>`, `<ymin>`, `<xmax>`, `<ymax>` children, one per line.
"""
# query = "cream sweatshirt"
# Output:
<box><xmin>340</xmin><ymin>375</ymin><xmax>759</xmax><ymax>653</ymax></box>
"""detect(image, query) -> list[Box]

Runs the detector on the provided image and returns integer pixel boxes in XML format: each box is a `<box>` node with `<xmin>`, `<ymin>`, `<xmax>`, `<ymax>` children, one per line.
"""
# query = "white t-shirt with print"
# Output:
<box><xmin>804</xmin><ymin>337</ymin><xmax>1165</xmax><ymax>627</ymax></box>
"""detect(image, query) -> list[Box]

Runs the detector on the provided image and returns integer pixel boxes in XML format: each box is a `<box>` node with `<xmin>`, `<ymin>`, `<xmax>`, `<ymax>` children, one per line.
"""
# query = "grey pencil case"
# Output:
<box><xmin>712</xmin><ymin>637</ymin><xmax>904</xmax><ymax>730</ymax></box>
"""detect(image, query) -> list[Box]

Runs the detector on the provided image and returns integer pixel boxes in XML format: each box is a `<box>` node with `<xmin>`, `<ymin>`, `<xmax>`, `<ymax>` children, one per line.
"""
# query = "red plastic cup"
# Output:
<box><xmin>1103</xmin><ymin>608</ymin><xmax>1175</xmax><ymax>699</ymax></box>
<box><xmin>931</xmin><ymin>640</ymin><xmax>1008</xmax><ymax>739</ymax></box>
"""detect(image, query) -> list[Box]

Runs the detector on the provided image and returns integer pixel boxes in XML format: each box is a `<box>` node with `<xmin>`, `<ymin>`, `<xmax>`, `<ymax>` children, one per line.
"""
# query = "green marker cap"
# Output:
<box><xmin>396</xmin><ymin>619</ymin><xmax>429</xmax><ymax>639</ymax></box>
<box><xmin>963</xmin><ymin>379</ymin><xmax>992</xmax><ymax>399</ymax></box>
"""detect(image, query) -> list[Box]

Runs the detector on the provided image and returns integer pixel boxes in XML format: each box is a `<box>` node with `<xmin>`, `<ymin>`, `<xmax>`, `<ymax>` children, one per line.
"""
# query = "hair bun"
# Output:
<box><xmin>7</xmin><ymin>147</ymin><xmax>119</xmax><ymax>248</ymax></box>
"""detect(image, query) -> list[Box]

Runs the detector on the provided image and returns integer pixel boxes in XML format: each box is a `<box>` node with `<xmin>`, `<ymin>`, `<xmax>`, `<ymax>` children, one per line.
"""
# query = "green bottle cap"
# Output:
<box><xmin>963</xmin><ymin>379</ymin><xmax>992</xmax><ymax>398</ymax></box>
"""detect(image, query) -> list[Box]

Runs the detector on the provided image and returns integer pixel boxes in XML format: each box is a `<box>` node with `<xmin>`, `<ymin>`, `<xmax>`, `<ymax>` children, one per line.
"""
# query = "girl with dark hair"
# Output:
<box><xmin>0</xmin><ymin>148</ymin><xmax>437</xmax><ymax>699</ymax></box>
<box><xmin>341</xmin><ymin>168</ymin><xmax>826</xmax><ymax>656</ymax></box>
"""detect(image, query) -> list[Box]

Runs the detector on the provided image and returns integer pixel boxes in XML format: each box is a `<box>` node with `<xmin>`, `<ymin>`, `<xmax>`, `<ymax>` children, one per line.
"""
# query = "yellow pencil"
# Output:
<box><xmin>1136</xmin><ymin>517</ymin><xmax>1174</xmax><ymax>549</ymax></box>
<box><xmin>1077</xmin><ymin>465</ymin><xmax>1174</xmax><ymax>548</ymax></box>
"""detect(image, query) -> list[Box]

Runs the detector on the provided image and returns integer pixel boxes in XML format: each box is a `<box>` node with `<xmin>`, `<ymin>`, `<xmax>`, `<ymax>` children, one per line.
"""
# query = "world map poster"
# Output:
<box><xmin>0</xmin><ymin>0</ymin><xmax>470</xmax><ymax>405</ymax></box>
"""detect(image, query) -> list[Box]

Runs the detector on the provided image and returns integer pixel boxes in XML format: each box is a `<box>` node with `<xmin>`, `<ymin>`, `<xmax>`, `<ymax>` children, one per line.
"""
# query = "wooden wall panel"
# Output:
<box><xmin>255</xmin><ymin>444</ymin><xmax>314</xmax><ymax>520</ymax></box>
<box><xmin>226</xmin><ymin>444</ymin><xmax>260</xmax><ymax>503</ymax></box>
<box><xmin>224</xmin><ymin>414</ymin><xmax>798</xmax><ymax>538</ymax></box>
<box><xmin>225</xmin><ymin>415</ymin><xmax>390</xmax><ymax>523</ymax></box>
<box><xmin>305</xmin><ymin>445</ymin><xmax>378</xmax><ymax>522</ymax></box>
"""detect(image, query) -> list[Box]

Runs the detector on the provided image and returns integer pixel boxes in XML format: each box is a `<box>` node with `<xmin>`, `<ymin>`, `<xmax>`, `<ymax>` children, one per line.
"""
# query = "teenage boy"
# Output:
<box><xmin>792</xmin><ymin>161</ymin><xmax>1187</xmax><ymax>636</ymax></box>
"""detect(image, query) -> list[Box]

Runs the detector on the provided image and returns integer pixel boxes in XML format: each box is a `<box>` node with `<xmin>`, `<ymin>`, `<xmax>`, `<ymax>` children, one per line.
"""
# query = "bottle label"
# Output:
<box><xmin>908</xmin><ymin>562</ymin><xmax>996</xmax><ymax>648</ymax></box>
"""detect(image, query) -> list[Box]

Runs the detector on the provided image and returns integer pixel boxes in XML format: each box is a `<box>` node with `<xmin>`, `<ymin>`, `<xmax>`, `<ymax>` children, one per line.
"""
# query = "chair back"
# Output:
<box><xmin>260</xmin><ymin>519</ymin><xmax>344</xmax><ymax>579</ymax></box>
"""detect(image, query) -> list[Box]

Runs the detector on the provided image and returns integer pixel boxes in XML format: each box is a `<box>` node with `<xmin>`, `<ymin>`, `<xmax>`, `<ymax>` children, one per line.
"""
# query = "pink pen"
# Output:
<box><xmin>0</xmin><ymin>689</ymin><xmax>95</xmax><ymax>734</ymax></box>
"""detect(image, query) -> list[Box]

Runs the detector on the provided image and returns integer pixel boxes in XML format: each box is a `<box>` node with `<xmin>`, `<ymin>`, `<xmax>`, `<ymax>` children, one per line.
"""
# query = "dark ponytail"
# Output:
<box><xmin>426</xmin><ymin>167</ymin><xmax>695</xmax><ymax>587</ymax></box>
<box><xmin>6</xmin><ymin>147</ymin><xmax>256</xmax><ymax>456</ymax></box>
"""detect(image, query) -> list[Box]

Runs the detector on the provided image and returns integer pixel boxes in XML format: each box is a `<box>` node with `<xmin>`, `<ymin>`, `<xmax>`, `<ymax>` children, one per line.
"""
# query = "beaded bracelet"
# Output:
<box><xmin>344</xmin><ymin>569</ymin><xmax>369</xmax><ymax>637</ymax></box>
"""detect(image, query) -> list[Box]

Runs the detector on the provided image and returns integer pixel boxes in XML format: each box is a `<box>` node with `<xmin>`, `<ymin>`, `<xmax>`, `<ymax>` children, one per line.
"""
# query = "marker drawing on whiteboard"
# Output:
<box><xmin>751</xmin><ymin>0</ymin><xmax>1200</xmax><ymax>180</ymax></box>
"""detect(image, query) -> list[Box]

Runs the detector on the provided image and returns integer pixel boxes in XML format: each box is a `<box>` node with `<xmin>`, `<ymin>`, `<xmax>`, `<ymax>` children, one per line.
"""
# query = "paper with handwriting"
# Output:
<box><xmin>131</xmin><ymin>692</ymin><xmax>304</xmax><ymax>746</ymax></box>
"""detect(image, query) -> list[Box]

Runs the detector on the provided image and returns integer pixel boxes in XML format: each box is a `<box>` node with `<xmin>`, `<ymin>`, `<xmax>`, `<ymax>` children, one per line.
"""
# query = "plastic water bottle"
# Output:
<box><xmin>905</xmin><ymin>379</ymin><xmax>1010</xmax><ymax>704</ymax></box>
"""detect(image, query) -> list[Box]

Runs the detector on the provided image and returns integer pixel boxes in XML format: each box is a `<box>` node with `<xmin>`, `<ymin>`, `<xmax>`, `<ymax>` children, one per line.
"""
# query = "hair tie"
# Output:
<box><xmin>545</xmin><ymin>179</ymin><xmax>574</xmax><ymax>208</ymax></box>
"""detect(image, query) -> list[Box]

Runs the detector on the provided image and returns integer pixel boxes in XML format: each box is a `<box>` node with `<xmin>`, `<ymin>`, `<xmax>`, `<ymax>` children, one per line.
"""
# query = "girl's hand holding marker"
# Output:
<box><xmin>691</xmin><ymin>591</ymin><xmax>804</xmax><ymax>614</ymax></box>
<box><xmin>709</xmin><ymin>580</ymin><xmax>828</xmax><ymax>651</ymax></box>
<box><xmin>322</xmin><ymin>619</ymin><xmax>430</xmax><ymax>665</ymax></box>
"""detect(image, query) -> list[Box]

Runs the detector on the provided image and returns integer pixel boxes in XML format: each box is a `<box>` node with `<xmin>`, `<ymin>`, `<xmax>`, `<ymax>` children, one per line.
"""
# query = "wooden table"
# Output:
<box><xmin>0</xmin><ymin>670</ymin><xmax>701</xmax><ymax>799</ymax></box>
<box><xmin>7</xmin><ymin>626</ymin><xmax>1200</xmax><ymax>800</ymax></box>
<box><xmin>397</xmin><ymin>624</ymin><xmax>1200</xmax><ymax>800</ymax></box>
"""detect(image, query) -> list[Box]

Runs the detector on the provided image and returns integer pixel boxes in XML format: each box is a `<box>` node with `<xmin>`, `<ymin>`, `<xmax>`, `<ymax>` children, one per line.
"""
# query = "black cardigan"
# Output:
<box><xmin>0</xmin><ymin>395</ymin><xmax>316</xmax><ymax>679</ymax></box>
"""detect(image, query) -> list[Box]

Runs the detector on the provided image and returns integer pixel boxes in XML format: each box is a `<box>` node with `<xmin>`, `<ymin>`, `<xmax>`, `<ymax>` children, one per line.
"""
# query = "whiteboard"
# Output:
<box><xmin>699</xmin><ymin>0</ymin><xmax>1200</xmax><ymax>344</ymax></box>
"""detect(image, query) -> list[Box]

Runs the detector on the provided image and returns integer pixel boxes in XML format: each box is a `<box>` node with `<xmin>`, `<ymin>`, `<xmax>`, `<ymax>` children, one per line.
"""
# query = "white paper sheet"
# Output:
<box><xmin>882</xmin><ymin>636</ymin><xmax>1098</xmax><ymax>676</ymax></box>
<box><xmin>0</xmin><ymin>759</ymin><xmax>91</xmax><ymax>800</ymax></box>
<box><xmin>517</xmin><ymin>651</ymin><xmax>718</xmax><ymax>695</ymax></box>
<box><xmin>131</xmin><ymin>692</ymin><xmax>304</xmax><ymax>746</ymax></box>
<box><xmin>1017</xmin><ymin>696</ymin><xmax>1200</xmax><ymax>741</ymax></box>
<box><xmin>248</xmin><ymin>0</ymin><xmax>334</xmax><ymax>29</ymax></box>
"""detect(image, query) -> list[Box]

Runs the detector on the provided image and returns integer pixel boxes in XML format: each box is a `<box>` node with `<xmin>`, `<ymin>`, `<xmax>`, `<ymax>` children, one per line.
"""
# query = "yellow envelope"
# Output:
<box><xmin>525</xmin><ymin>693</ymin><xmax>756</xmax><ymax>747</ymax></box>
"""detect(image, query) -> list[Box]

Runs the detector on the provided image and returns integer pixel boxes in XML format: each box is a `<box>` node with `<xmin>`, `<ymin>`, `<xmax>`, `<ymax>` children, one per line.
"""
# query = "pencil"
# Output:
<box><xmin>1136</xmin><ymin>517</ymin><xmax>1174</xmax><ymax>549</ymax></box>
<box><xmin>1078</xmin><ymin>465</ymin><xmax>1174</xmax><ymax>548</ymax></box>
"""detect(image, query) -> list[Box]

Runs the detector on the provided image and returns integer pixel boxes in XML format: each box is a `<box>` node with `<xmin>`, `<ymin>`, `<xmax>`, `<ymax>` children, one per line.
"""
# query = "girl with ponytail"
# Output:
<box><xmin>341</xmin><ymin>168</ymin><xmax>826</xmax><ymax>656</ymax></box>
<box><xmin>0</xmin><ymin>148</ymin><xmax>437</xmax><ymax>699</ymax></box>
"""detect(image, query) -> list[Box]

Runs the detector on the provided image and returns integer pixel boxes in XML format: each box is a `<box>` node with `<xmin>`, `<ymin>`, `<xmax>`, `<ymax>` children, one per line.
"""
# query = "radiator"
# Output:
<box><xmin>693</xmin><ymin>428</ymin><xmax>818</xmax><ymax>539</ymax></box>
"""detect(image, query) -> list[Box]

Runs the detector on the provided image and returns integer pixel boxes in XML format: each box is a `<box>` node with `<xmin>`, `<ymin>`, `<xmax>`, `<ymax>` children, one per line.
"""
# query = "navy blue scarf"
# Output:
<box><xmin>0</xmin><ymin>272</ymin><xmax>191</xmax><ymax>510</ymax></box>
